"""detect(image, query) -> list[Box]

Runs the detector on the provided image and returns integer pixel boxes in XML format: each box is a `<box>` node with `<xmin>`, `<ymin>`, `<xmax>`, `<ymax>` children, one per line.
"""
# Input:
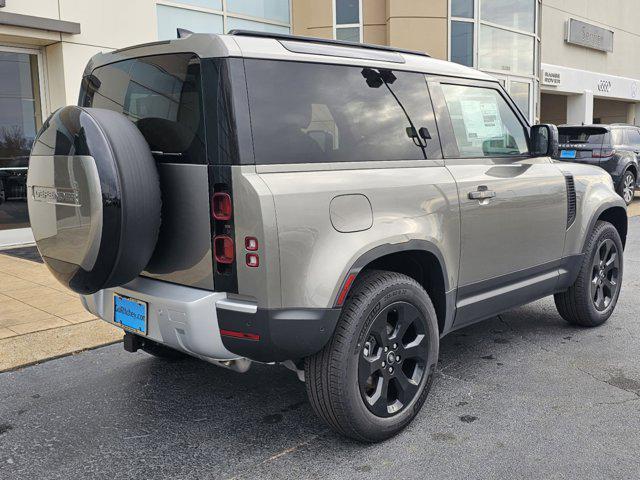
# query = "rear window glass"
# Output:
<box><xmin>244</xmin><ymin>59</ymin><xmax>442</xmax><ymax>164</ymax></box>
<box><xmin>80</xmin><ymin>54</ymin><xmax>206</xmax><ymax>164</ymax></box>
<box><xmin>558</xmin><ymin>127</ymin><xmax>607</xmax><ymax>146</ymax></box>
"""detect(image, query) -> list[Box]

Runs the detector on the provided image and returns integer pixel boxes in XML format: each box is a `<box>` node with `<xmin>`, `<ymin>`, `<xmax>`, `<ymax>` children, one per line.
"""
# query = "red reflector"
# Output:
<box><xmin>245</xmin><ymin>236</ymin><xmax>259</xmax><ymax>251</ymax></box>
<box><xmin>220</xmin><ymin>329</ymin><xmax>260</xmax><ymax>341</ymax></box>
<box><xmin>246</xmin><ymin>253</ymin><xmax>259</xmax><ymax>267</ymax></box>
<box><xmin>212</xmin><ymin>192</ymin><xmax>232</xmax><ymax>220</ymax></box>
<box><xmin>336</xmin><ymin>273</ymin><xmax>357</xmax><ymax>306</ymax></box>
<box><xmin>214</xmin><ymin>235</ymin><xmax>234</xmax><ymax>264</ymax></box>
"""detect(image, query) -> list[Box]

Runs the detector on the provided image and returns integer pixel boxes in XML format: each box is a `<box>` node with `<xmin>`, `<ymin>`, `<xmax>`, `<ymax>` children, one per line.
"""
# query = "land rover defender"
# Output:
<box><xmin>26</xmin><ymin>32</ymin><xmax>627</xmax><ymax>442</ymax></box>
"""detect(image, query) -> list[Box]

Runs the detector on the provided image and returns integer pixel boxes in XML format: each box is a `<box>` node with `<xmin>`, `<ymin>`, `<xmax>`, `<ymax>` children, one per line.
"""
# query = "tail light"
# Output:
<box><xmin>212</xmin><ymin>192</ymin><xmax>232</xmax><ymax>220</ymax></box>
<box><xmin>244</xmin><ymin>236</ymin><xmax>260</xmax><ymax>267</ymax></box>
<box><xmin>245</xmin><ymin>237</ymin><xmax>258</xmax><ymax>251</ymax></box>
<box><xmin>246</xmin><ymin>253</ymin><xmax>259</xmax><ymax>268</ymax></box>
<box><xmin>214</xmin><ymin>235</ymin><xmax>234</xmax><ymax>264</ymax></box>
<box><xmin>594</xmin><ymin>148</ymin><xmax>615</xmax><ymax>158</ymax></box>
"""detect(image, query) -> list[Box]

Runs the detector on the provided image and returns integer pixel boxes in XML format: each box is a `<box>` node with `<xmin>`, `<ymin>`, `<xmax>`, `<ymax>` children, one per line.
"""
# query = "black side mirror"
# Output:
<box><xmin>531</xmin><ymin>124</ymin><xmax>559</xmax><ymax>157</ymax></box>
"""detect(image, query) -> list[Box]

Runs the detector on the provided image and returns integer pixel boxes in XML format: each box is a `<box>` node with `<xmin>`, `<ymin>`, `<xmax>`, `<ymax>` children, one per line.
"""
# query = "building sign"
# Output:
<box><xmin>566</xmin><ymin>19</ymin><xmax>614</xmax><ymax>52</ymax></box>
<box><xmin>597</xmin><ymin>79</ymin><xmax>612</xmax><ymax>93</ymax></box>
<box><xmin>542</xmin><ymin>69</ymin><xmax>562</xmax><ymax>87</ymax></box>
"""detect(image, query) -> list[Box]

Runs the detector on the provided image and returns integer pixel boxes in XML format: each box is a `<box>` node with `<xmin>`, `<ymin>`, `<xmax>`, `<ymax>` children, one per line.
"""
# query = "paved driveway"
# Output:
<box><xmin>1</xmin><ymin>218</ymin><xmax>639</xmax><ymax>480</ymax></box>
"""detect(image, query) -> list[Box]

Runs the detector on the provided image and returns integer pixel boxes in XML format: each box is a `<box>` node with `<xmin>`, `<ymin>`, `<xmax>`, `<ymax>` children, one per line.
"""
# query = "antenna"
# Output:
<box><xmin>177</xmin><ymin>28</ymin><xmax>193</xmax><ymax>39</ymax></box>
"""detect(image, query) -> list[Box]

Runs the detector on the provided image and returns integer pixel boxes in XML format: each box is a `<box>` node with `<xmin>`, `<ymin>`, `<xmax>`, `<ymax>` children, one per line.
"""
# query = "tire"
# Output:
<box><xmin>27</xmin><ymin>106</ymin><xmax>161</xmax><ymax>294</ymax></box>
<box><xmin>617</xmin><ymin>169</ymin><xmax>636</xmax><ymax>205</ymax></box>
<box><xmin>305</xmin><ymin>270</ymin><xmax>439</xmax><ymax>443</ymax></box>
<box><xmin>555</xmin><ymin>221</ymin><xmax>624</xmax><ymax>327</ymax></box>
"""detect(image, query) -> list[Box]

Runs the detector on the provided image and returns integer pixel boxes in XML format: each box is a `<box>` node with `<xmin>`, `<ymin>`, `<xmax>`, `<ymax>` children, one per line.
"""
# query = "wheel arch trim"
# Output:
<box><xmin>331</xmin><ymin>240</ymin><xmax>451</xmax><ymax>308</ymax></box>
<box><xmin>582</xmin><ymin>202</ymin><xmax>628</xmax><ymax>253</ymax></box>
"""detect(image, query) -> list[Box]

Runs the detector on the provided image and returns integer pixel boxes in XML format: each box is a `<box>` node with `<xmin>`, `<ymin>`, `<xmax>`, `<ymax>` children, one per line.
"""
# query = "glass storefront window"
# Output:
<box><xmin>226</xmin><ymin>17</ymin><xmax>289</xmax><ymax>34</ymax></box>
<box><xmin>170</xmin><ymin>0</ymin><xmax>222</xmax><ymax>10</ymax></box>
<box><xmin>478</xmin><ymin>24</ymin><xmax>535</xmax><ymax>75</ymax></box>
<box><xmin>451</xmin><ymin>0</ymin><xmax>474</xmax><ymax>18</ymax></box>
<box><xmin>336</xmin><ymin>27</ymin><xmax>360</xmax><ymax>42</ymax></box>
<box><xmin>0</xmin><ymin>51</ymin><xmax>42</xmax><ymax>232</ymax></box>
<box><xmin>336</xmin><ymin>0</ymin><xmax>359</xmax><ymax>25</ymax></box>
<box><xmin>451</xmin><ymin>21</ymin><xmax>474</xmax><ymax>67</ymax></box>
<box><xmin>227</xmin><ymin>0</ymin><xmax>290</xmax><ymax>24</ymax></box>
<box><xmin>509</xmin><ymin>81</ymin><xmax>531</xmax><ymax>119</ymax></box>
<box><xmin>157</xmin><ymin>5</ymin><xmax>223</xmax><ymax>40</ymax></box>
<box><xmin>480</xmin><ymin>0</ymin><xmax>535</xmax><ymax>32</ymax></box>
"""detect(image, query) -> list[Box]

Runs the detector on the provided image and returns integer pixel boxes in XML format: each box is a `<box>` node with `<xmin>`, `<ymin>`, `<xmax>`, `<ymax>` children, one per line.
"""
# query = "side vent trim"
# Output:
<box><xmin>563</xmin><ymin>172</ymin><xmax>577</xmax><ymax>228</ymax></box>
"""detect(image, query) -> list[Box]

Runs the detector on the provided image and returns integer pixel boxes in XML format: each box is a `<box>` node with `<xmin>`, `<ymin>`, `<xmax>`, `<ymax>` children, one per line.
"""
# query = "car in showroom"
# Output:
<box><xmin>556</xmin><ymin>124</ymin><xmax>639</xmax><ymax>204</ymax></box>
<box><xmin>26</xmin><ymin>31</ymin><xmax>627</xmax><ymax>442</ymax></box>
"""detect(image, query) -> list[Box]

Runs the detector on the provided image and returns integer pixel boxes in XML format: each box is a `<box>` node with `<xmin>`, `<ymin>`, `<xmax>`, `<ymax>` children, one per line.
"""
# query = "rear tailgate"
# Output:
<box><xmin>557</xmin><ymin>126</ymin><xmax>608</xmax><ymax>164</ymax></box>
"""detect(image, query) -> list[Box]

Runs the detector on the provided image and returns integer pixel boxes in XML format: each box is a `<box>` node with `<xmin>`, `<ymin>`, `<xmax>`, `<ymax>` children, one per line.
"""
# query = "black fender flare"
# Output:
<box><xmin>581</xmin><ymin>201</ymin><xmax>628</xmax><ymax>254</ymax></box>
<box><xmin>331</xmin><ymin>239</ymin><xmax>451</xmax><ymax>307</ymax></box>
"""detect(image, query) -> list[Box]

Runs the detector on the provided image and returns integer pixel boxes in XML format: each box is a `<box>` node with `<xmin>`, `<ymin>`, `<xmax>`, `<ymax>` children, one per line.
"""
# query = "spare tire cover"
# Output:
<box><xmin>27</xmin><ymin>106</ymin><xmax>161</xmax><ymax>294</ymax></box>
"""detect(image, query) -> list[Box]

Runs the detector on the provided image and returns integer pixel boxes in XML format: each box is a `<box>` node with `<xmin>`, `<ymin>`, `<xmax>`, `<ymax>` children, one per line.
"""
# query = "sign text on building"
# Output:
<box><xmin>566</xmin><ymin>19</ymin><xmax>614</xmax><ymax>52</ymax></box>
<box><xmin>542</xmin><ymin>70</ymin><xmax>562</xmax><ymax>86</ymax></box>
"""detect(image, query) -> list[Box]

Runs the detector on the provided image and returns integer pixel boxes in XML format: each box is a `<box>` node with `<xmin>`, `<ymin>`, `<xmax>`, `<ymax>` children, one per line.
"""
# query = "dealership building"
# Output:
<box><xmin>0</xmin><ymin>0</ymin><xmax>639</xmax><ymax>246</ymax></box>
<box><xmin>0</xmin><ymin>0</ymin><xmax>291</xmax><ymax>247</ymax></box>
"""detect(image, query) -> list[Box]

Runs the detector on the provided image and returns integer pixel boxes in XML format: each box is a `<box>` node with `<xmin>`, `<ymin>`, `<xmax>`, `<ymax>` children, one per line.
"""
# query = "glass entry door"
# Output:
<box><xmin>0</xmin><ymin>46</ymin><xmax>44</xmax><ymax>246</ymax></box>
<box><xmin>493</xmin><ymin>74</ymin><xmax>533</xmax><ymax>123</ymax></box>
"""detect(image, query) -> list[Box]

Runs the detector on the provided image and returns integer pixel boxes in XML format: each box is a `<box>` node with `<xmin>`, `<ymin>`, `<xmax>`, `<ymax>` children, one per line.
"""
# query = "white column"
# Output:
<box><xmin>566</xmin><ymin>90</ymin><xmax>594</xmax><ymax>125</ymax></box>
<box><xmin>627</xmin><ymin>103</ymin><xmax>640</xmax><ymax>126</ymax></box>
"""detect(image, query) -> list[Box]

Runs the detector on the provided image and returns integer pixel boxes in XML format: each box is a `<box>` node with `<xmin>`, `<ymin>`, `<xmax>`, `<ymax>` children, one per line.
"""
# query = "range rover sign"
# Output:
<box><xmin>566</xmin><ymin>19</ymin><xmax>614</xmax><ymax>52</ymax></box>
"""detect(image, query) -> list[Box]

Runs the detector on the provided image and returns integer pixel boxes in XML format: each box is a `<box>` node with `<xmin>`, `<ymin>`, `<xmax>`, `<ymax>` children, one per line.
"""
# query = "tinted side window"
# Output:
<box><xmin>610</xmin><ymin>128</ymin><xmax>624</xmax><ymax>146</ymax></box>
<box><xmin>244</xmin><ymin>59</ymin><xmax>442</xmax><ymax>164</ymax></box>
<box><xmin>81</xmin><ymin>54</ymin><xmax>206</xmax><ymax>164</ymax></box>
<box><xmin>441</xmin><ymin>84</ymin><xmax>529</xmax><ymax>158</ymax></box>
<box><xmin>626</xmin><ymin>128</ymin><xmax>640</xmax><ymax>148</ymax></box>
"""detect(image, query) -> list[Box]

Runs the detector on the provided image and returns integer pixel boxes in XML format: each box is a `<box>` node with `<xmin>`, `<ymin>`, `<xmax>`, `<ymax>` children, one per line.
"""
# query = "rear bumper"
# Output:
<box><xmin>216</xmin><ymin>305</ymin><xmax>340</xmax><ymax>362</ymax></box>
<box><xmin>81</xmin><ymin>276</ymin><xmax>341</xmax><ymax>363</ymax></box>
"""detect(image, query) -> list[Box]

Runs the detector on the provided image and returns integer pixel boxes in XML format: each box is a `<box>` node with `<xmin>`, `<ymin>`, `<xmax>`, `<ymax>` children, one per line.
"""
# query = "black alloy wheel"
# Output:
<box><xmin>554</xmin><ymin>220</ymin><xmax>624</xmax><ymax>327</ymax></box>
<box><xmin>359</xmin><ymin>302</ymin><xmax>429</xmax><ymax>417</ymax></box>
<box><xmin>590</xmin><ymin>238</ymin><xmax>621</xmax><ymax>312</ymax></box>
<box><xmin>305</xmin><ymin>270</ymin><xmax>439</xmax><ymax>442</ymax></box>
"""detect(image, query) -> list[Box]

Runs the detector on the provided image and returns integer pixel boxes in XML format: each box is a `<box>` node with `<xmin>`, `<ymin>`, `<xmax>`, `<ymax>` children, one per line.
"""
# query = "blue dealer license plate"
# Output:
<box><xmin>114</xmin><ymin>293</ymin><xmax>148</xmax><ymax>335</ymax></box>
<box><xmin>560</xmin><ymin>150</ymin><xmax>577</xmax><ymax>159</ymax></box>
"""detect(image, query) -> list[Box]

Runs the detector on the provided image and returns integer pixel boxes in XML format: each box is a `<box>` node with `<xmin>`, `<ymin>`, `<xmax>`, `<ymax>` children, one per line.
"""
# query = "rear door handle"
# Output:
<box><xmin>468</xmin><ymin>187</ymin><xmax>496</xmax><ymax>200</ymax></box>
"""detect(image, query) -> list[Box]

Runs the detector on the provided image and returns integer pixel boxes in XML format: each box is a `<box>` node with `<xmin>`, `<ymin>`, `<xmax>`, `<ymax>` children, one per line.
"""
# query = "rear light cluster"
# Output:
<box><xmin>212</xmin><ymin>189</ymin><xmax>234</xmax><ymax>273</ymax></box>
<box><xmin>212</xmin><ymin>187</ymin><xmax>261</xmax><ymax>270</ymax></box>
<box><xmin>594</xmin><ymin>149</ymin><xmax>616</xmax><ymax>158</ymax></box>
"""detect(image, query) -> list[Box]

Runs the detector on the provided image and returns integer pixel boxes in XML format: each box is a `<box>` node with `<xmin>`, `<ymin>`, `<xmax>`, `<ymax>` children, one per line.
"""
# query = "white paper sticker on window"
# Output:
<box><xmin>460</xmin><ymin>99</ymin><xmax>503</xmax><ymax>142</ymax></box>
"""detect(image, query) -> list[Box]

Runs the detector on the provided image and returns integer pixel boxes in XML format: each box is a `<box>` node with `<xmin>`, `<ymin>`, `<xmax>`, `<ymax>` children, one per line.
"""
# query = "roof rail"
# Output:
<box><xmin>228</xmin><ymin>29</ymin><xmax>430</xmax><ymax>58</ymax></box>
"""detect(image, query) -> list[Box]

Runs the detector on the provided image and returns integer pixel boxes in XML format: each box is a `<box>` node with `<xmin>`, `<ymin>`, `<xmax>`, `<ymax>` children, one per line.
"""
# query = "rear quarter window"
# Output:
<box><xmin>244</xmin><ymin>59</ymin><xmax>442</xmax><ymax>164</ymax></box>
<box><xmin>80</xmin><ymin>53</ymin><xmax>206</xmax><ymax>164</ymax></box>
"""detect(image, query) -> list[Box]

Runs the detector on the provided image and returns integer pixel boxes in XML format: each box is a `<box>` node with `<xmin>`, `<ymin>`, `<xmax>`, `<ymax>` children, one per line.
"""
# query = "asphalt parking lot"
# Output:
<box><xmin>1</xmin><ymin>218</ymin><xmax>639</xmax><ymax>480</ymax></box>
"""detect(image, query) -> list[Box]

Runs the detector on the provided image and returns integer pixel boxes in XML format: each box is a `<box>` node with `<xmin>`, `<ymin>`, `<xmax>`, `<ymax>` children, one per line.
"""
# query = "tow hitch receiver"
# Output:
<box><xmin>123</xmin><ymin>332</ymin><xmax>143</xmax><ymax>353</ymax></box>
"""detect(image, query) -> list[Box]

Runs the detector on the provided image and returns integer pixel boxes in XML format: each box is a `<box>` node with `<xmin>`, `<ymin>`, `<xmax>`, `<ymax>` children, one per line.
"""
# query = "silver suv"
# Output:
<box><xmin>26</xmin><ymin>32</ymin><xmax>627</xmax><ymax>442</ymax></box>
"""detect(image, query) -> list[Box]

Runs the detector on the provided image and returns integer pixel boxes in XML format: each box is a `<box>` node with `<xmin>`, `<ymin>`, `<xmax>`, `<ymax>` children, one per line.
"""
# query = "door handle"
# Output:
<box><xmin>468</xmin><ymin>187</ymin><xmax>496</xmax><ymax>200</ymax></box>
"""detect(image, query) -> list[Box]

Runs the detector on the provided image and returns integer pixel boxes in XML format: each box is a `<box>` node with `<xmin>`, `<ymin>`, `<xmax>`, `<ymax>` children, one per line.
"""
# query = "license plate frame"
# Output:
<box><xmin>560</xmin><ymin>149</ymin><xmax>577</xmax><ymax>159</ymax></box>
<box><xmin>113</xmin><ymin>293</ymin><xmax>148</xmax><ymax>335</ymax></box>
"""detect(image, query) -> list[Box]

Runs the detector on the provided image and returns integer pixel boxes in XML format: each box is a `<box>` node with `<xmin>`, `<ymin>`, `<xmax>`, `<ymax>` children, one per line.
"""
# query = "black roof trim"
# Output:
<box><xmin>228</xmin><ymin>29</ymin><xmax>430</xmax><ymax>58</ymax></box>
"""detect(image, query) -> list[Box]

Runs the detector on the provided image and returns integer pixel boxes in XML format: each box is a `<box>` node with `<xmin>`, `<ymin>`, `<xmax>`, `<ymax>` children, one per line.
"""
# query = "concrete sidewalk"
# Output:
<box><xmin>0</xmin><ymin>251</ymin><xmax>122</xmax><ymax>372</ymax></box>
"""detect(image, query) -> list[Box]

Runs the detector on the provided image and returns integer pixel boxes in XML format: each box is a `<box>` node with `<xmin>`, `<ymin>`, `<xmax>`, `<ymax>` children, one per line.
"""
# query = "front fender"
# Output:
<box><xmin>560</xmin><ymin>163</ymin><xmax>627</xmax><ymax>258</ymax></box>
